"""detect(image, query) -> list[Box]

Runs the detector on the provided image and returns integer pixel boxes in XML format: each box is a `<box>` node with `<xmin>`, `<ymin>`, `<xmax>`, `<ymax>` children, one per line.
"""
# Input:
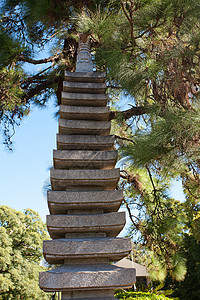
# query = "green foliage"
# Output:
<box><xmin>121</xmin><ymin>106</ymin><xmax>200</xmax><ymax>175</ymax></box>
<box><xmin>0</xmin><ymin>67</ymin><xmax>29</xmax><ymax>148</ymax></box>
<box><xmin>172</xmin><ymin>234</ymin><xmax>200</xmax><ymax>300</ymax></box>
<box><xmin>0</xmin><ymin>205</ymin><xmax>49</xmax><ymax>299</ymax></box>
<box><xmin>115</xmin><ymin>291</ymin><xmax>179</xmax><ymax>300</ymax></box>
<box><xmin>76</xmin><ymin>0</ymin><xmax>200</xmax><ymax>284</ymax></box>
<box><xmin>0</xmin><ymin>0</ymin><xmax>121</xmax><ymax>146</ymax></box>
<box><xmin>121</xmin><ymin>165</ymin><xmax>187</xmax><ymax>281</ymax></box>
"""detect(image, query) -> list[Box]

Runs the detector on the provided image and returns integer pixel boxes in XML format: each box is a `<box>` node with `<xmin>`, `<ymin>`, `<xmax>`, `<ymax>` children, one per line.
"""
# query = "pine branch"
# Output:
<box><xmin>120</xmin><ymin>0</ymin><xmax>136</xmax><ymax>45</ymax></box>
<box><xmin>120</xmin><ymin>170</ymin><xmax>143</xmax><ymax>194</ymax></box>
<box><xmin>114</xmin><ymin>135</ymin><xmax>135</xmax><ymax>143</ymax></box>
<box><xmin>146</xmin><ymin>166</ymin><xmax>157</xmax><ymax>192</ymax></box>
<box><xmin>18</xmin><ymin>53</ymin><xmax>61</xmax><ymax>65</ymax></box>
<box><xmin>23</xmin><ymin>78</ymin><xmax>58</xmax><ymax>102</ymax></box>
<box><xmin>123</xmin><ymin>198</ymin><xmax>140</xmax><ymax>229</ymax></box>
<box><xmin>110</xmin><ymin>105</ymin><xmax>147</xmax><ymax>120</ymax></box>
<box><xmin>21</xmin><ymin>66</ymin><xmax>52</xmax><ymax>87</ymax></box>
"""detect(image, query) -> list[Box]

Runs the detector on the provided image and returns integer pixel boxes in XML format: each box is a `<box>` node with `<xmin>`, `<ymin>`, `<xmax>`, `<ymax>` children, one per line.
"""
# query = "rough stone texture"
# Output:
<box><xmin>60</xmin><ymin>105</ymin><xmax>110</xmax><ymax>121</ymax></box>
<box><xmin>61</xmin><ymin>92</ymin><xmax>108</xmax><ymax>107</ymax></box>
<box><xmin>65</xmin><ymin>71</ymin><xmax>106</xmax><ymax>83</ymax></box>
<box><xmin>43</xmin><ymin>237</ymin><xmax>132</xmax><ymax>264</ymax></box>
<box><xmin>62</xmin><ymin>291</ymin><xmax>115</xmax><ymax>300</ymax></box>
<box><xmin>47</xmin><ymin>211</ymin><xmax>126</xmax><ymax>239</ymax></box>
<box><xmin>59</xmin><ymin>119</ymin><xmax>111</xmax><ymax>135</ymax></box>
<box><xmin>62</xmin><ymin>290</ymin><xmax>115</xmax><ymax>300</ymax></box>
<box><xmin>63</xmin><ymin>81</ymin><xmax>106</xmax><ymax>94</ymax></box>
<box><xmin>47</xmin><ymin>190</ymin><xmax>123</xmax><ymax>214</ymax></box>
<box><xmin>50</xmin><ymin>168</ymin><xmax>120</xmax><ymax>191</ymax></box>
<box><xmin>53</xmin><ymin>150</ymin><xmax>118</xmax><ymax>169</ymax></box>
<box><xmin>39</xmin><ymin>67</ymin><xmax>136</xmax><ymax>298</ymax></box>
<box><xmin>75</xmin><ymin>39</ymin><xmax>93</xmax><ymax>73</ymax></box>
<box><xmin>56</xmin><ymin>134</ymin><xmax>114</xmax><ymax>151</ymax></box>
<box><xmin>39</xmin><ymin>264</ymin><xmax>136</xmax><ymax>292</ymax></box>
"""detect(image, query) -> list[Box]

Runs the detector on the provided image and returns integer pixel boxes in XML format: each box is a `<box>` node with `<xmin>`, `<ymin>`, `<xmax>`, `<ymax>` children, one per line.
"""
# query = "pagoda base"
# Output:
<box><xmin>62</xmin><ymin>289</ymin><xmax>115</xmax><ymax>299</ymax></box>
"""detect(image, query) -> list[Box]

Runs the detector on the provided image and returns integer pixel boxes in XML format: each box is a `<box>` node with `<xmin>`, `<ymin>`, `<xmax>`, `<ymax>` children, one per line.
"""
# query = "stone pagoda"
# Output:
<box><xmin>39</xmin><ymin>37</ymin><xmax>136</xmax><ymax>300</ymax></box>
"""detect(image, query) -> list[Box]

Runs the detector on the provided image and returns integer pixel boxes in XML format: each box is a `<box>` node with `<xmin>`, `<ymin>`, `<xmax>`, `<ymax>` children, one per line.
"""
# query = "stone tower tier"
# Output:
<box><xmin>61</xmin><ymin>92</ymin><xmax>108</xmax><ymax>107</ymax></box>
<box><xmin>59</xmin><ymin>119</ymin><xmax>111</xmax><ymax>135</ymax></box>
<box><xmin>53</xmin><ymin>150</ymin><xmax>118</xmax><ymax>169</ymax></box>
<box><xmin>50</xmin><ymin>168</ymin><xmax>120</xmax><ymax>191</ymax></box>
<box><xmin>65</xmin><ymin>71</ymin><xmax>106</xmax><ymax>83</ymax></box>
<box><xmin>63</xmin><ymin>81</ymin><xmax>106</xmax><ymax>94</ymax></box>
<box><xmin>60</xmin><ymin>105</ymin><xmax>110</xmax><ymax>121</ymax></box>
<box><xmin>40</xmin><ymin>264</ymin><xmax>135</xmax><ymax>293</ymax></box>
<box><xmin>46</xmin><ymin>211</ymin><xmax>126</xmax><ymax>239</ymax></box>
<box><xmin>47</xmin><ymin>190</ymin><xmax>123</xmax><ymax>214</ymax></box>
<box><xmin>56</xmin><ymin>134</ymin><xmax>115</xmax><ymax>150</ymax></box>
<box><xmin>43</xmin><ymin>237</ymin><xmax>132</xmax><ymax>264</ymax></box>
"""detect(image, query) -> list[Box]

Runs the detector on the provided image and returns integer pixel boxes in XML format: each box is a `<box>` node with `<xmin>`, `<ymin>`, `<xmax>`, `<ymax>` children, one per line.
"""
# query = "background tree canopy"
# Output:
<box><xmin>0</xmin><ymin>206</ymin><xmax>49</xmax><ymax>299</ymax></box>
<box><xmin>0</xmin><ymin>0</ymin><xmax>200</xmax><ymax>298</ymax></box>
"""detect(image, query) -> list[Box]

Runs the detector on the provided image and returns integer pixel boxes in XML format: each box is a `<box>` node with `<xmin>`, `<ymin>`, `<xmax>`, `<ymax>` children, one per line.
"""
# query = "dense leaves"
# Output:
<box><xmin>172</xmin><ymin>234</ymin><xmax>200</xmax><ymax>300</ymax></box>
<box><xmin>0</xmin><ymin>206</ymin><xmax>49</xmax><ymax>299</ymax></box>
<box><xmin>115</xmin><ymin>291</ymin><xmax>179</xmax><ymax>300</ymax></box>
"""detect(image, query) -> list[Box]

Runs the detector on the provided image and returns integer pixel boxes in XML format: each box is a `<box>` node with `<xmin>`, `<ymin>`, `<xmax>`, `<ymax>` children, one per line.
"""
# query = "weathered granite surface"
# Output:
<box><xmin>59</xmin><ymin>119</ymin><xmax>111</xmax><ymax>135</ymax></box>
<box><xmin>40</xmin><ymin>264</ymin><xmax>136</xmax><ymax>292</ymax></box>
<box><xmin>56</xmin><ymin>134</ymin><xmax>114</xmax><ymax>150</ymax></box>
<box><xmin>39</xmin><ymin>63</ymin><xmax>136</xmax><ymax>299</ymax></box>
<box><xmin>65</xmin><ymin>71</ymin><xmax>106</xmax><ymax>83</ymax></box>
<box><xmin>62</xmin><ymin>290</ymin><xmax>115</xmax><ymax>300</ymax></box>
<box><xmin>47</xmin><ymin>211</ymin><xmax>126</xmax><ymax>239</ymax></box>
<box><xmin>43</xmin><ymin>237</ymin><xmax>132</xmax><ymax>264</ymax></box>
<box><xmin>61</xmin><ymin>92</ymin><xmax>108</xmax><ymax>107</ymax></box>
<box><xmin>60</xmin><ymin>105</ymin><xmax>110</xmax><ymax>121</ymax></box>
<box><xmin>63</xmin><ymin>81</ymin><xmax>106</xmax><ymax>94</ymax></box>
<box><xmin>47</xmin><ymin>190</ymin><xmax>123</xmax><ymax>214</ymax></box>
<box><xmin>75</xmin><ymin>39</ymin><xmax>93</xmax><ymax>73</ymax></box>
<box><xmin>50</xmin><ymin>168</ymin><xmax>120</xmax><ymax>191</ymax></box>
<box><xmin>53</xmin><ymin>150</ymin><xmax>118</xmax><ymax>169</ymax></box>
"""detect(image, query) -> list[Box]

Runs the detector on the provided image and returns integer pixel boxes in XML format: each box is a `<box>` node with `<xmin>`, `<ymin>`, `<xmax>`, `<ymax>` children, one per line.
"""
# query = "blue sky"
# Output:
<box><xmin>0</xmin><ymin>98</ymin><xmax>58</xmax><ymax>221</ymax></box>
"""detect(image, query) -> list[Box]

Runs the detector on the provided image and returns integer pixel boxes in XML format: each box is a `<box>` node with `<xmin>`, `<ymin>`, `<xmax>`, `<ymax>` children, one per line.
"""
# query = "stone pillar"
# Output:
<box><xmin>39</xmin><ymin>39</ymin><xmax>135</xmax><ymax>299</ymax></box>
<box><xmin>76</xmin><ymin>35</ymin><xmax>93</xmax><ymax>72</ymax></box>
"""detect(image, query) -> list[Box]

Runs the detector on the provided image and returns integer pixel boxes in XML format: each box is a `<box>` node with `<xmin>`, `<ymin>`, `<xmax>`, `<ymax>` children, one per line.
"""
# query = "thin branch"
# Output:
<box><xmin>21</xmin><ymin>66</ymin><xmax>52</xmax><ymax>86</ymax></box>
<box><xmin>110</xmin><ymin>105</ymin><xmax>147</xmax><ymax>120</ymax></box>
<box><xmin>120</xmin><ymin>0</ymin><xmax>131</xmax><ymax>23</ymax></box>
<box><xmin>18</xmin><ymin>53</ymin><xmax>61</xmax><ymax>65</ymax></box>
<box><xmin>23</xmin><ymin>78</ymin><xmax>58</xmax><ymax>101</ymax></box>
<box><xmin>135</xmin><ymin>19</ymin><xmax>165</xmax><ymax>40</ymax></box>
<box><xmin>114</xmin><ymin>135</ymin><xmax>135</xmax><ymax>143</ymax></box>
<box><xmin>146</xmin><ymin>166</ymin><xmax>157</xmax><ymax>192</ymax></box>
<box><xmin>123</xmin><ymin>198</ymin><xmax>140</xmax><ymax>229</ymax></box>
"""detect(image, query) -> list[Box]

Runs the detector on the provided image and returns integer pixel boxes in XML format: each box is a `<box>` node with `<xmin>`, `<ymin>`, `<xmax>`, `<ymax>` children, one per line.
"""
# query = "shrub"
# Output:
<box><xmin>115</xmin><ymin>291</ymin><xmax>179</xmax><ymax>300</ymax></box>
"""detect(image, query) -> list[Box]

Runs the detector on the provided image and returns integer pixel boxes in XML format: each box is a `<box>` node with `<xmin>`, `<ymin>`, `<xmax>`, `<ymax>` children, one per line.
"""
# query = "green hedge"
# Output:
<box><xmin>115</xmin><ymin>291</ymin><xmax>179</xmax><ymax>300</ymax></box>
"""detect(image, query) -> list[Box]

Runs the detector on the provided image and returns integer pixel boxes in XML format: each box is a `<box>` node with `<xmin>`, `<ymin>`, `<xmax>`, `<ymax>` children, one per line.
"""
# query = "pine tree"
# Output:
<box><xmin>76</xmin><ymin>0</ymin><xmax>200</xmax><ymax>283</ymax></box>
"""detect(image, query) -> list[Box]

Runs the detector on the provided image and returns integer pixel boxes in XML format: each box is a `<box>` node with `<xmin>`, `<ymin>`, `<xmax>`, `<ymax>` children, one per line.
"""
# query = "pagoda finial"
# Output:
<box><xmin>75</xmin><ymin>34</ymin><xmax>93</xmax><ymax>72</ymax></box>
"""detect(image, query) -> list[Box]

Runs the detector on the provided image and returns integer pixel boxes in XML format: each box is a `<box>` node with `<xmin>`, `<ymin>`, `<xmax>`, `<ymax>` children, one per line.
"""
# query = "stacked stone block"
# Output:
<box><xmin>39</xmin><ymin>71</ymin><xmax>136</xmax><ymax>299</ymax></box>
